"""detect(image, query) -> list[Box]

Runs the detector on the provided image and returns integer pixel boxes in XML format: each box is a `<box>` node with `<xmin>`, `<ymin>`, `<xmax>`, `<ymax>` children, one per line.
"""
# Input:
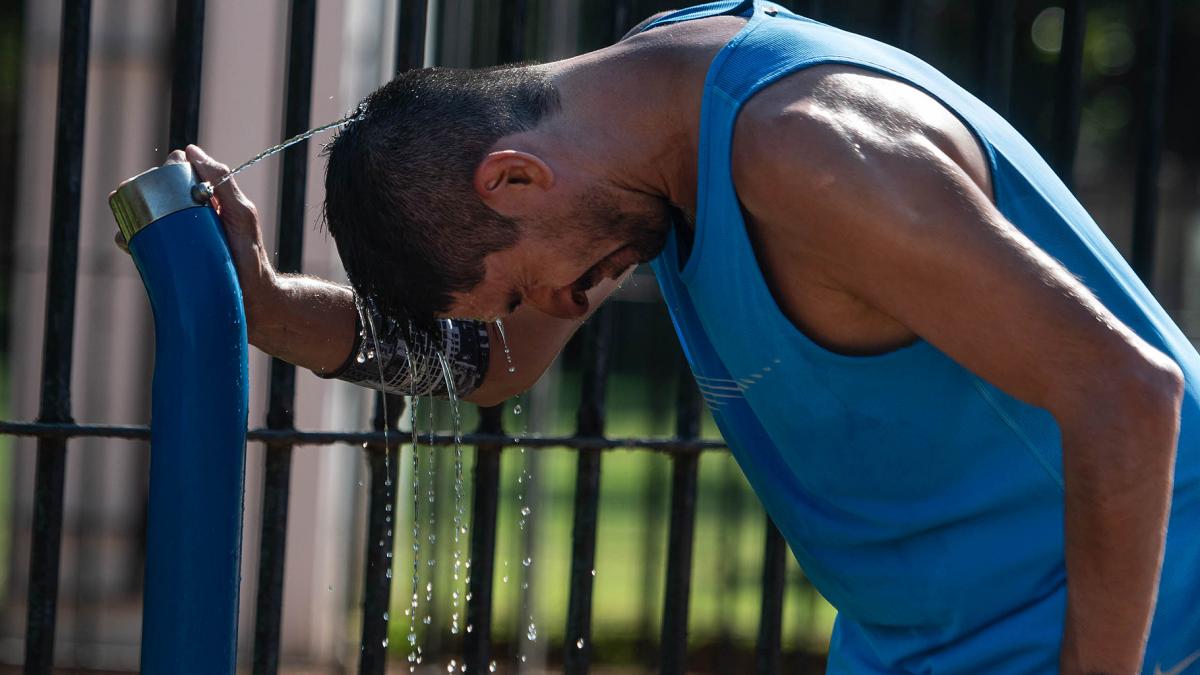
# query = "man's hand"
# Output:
<box><xmin>113</xmin><ymin>146</ymin><xmax>360</xmax><ymax>375</ymax></box>
<box><xmin>182</xmin><ymin>145</ymin><xmax>279</xmax><ymax>321</ymax></box>
<box><xmin>113</xmin><ymin>147</ymin><xmax>279</xmax><ymax>319</ymax></box>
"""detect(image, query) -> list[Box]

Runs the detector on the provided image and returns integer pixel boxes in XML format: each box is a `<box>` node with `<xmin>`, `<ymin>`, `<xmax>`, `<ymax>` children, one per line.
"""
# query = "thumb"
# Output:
<box><xmin>185</xmin><ymin>144</ymin><xmax>245</xmax><ymax>208</ymax></box>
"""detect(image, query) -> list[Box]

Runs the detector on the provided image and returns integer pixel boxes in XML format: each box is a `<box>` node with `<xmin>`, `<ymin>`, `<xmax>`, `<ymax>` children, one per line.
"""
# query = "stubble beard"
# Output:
<box><xmin>573</xmin><ymin>185</ymin><xmax>671</xmax><ymax>265</ymax></box>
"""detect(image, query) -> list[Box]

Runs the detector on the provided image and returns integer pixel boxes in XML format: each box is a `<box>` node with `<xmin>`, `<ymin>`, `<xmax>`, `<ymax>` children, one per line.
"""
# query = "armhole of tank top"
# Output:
<box><xmin>682</xmin><ymin>56</ymin><xmax>1005</xmax><ymax>288</ymax></box>
<box><xmin>632</xmin><ymin>1</ymin><xmax>756</xmax><ymax>37</ymax></box>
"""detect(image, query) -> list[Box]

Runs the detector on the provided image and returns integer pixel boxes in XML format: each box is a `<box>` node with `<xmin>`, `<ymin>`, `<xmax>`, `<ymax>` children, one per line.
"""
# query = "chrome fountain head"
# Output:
<box><xmin>192</xmin><ymin>180</ymin><xmax>214</xmax><ymax>203</ymax></box>
<box><xmin>109</xmin><ymin>162</ymin><xmax>210</xmax><ymax>244</ymax></box>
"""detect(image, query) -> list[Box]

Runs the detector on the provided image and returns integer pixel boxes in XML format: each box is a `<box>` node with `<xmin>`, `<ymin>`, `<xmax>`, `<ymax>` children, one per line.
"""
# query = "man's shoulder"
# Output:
<box><xmin>731</xmin><ymin>65</ymin><xmax>992</xmax><ymax>209</ymax></box>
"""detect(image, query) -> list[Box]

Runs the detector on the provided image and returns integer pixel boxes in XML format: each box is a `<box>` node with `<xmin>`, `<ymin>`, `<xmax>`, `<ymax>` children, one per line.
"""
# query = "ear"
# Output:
<box><xmin>473</xmin><ymin>150</ymin><xmax>555</xmax><ymax>213</ymax></box>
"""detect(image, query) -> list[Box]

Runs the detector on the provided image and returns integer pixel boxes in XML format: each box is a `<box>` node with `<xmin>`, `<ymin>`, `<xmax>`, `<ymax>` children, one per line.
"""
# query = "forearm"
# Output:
<box><xmin>1058</xmin><ymin>378</ymin><xmax>1182</xmax><ymax>675</ymax></box>
<box><xmin>247</xmin><ymin>273</ymin><xmax>359</xmax><ymax>375</ymax></box>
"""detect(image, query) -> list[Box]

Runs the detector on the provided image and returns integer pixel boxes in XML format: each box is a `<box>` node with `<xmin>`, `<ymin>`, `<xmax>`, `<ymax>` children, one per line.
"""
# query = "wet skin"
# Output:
<box><xmin>149</xmin><ymin>12</ymin><xmax>1181</xmax><ymax>675</ymax></box>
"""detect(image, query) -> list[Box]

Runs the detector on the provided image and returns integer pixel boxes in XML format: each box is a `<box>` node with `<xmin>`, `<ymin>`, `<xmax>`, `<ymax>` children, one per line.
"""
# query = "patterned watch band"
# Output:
<box><xmin>319</xmin><ymin>301</ymin><xmax>490</xmax><ymax>398</ymax></box>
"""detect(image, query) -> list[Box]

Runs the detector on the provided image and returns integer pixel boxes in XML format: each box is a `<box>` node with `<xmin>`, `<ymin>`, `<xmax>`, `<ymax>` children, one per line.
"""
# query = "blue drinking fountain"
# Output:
<box><xmin>109</xmin><ymin>162</ymin><xmax>248</xmax><ymax>674</ymax></box>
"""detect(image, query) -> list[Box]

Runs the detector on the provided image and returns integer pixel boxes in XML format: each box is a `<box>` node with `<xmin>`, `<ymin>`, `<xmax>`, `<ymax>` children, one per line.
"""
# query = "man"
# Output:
<box><xmin>165</xmin><ymin>1</ymin><xmax>1200</xmax><ymax>672</ymax></box>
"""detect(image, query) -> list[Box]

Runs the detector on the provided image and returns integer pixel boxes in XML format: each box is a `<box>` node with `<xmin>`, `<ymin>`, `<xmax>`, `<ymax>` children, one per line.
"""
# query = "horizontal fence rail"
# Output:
<box><xmin>0</xmin><ymin>421</ymin><xmax>729</xmax><ymax>453</ymax></box>
<box><xmin>4</xmin><ymin>0</ymin><xmax>1180</xmax><ymax>673</ymax></box>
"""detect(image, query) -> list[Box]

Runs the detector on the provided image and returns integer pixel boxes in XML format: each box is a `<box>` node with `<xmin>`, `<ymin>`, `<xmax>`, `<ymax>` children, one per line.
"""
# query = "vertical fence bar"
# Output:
<box><xmin>563</xmin><ymin>307</ymin><xmax>613</xmax><ymax>675</ymax></box>
<box><xmin>167</xmin><ymin>0</ymin><xmax>205</xmax><ymax>151</ymax></box>
<box><xmin>464</xmin><ymin>5</ymin><xmax>526</xmax><ymax>671</ymax></box>
<box><xmin>796</xmin><ymin>0</ymin><xmax>823</xmax><ymax>20</ymax></box>
<box><xmin>1051</xmin><ymin>0</ymin><xmax>1086</xmax><ymax>187</ymax></box>
<box><xmin>24</xmin><ymin>2</ymin><xmax>91</xmax><ymax>672</ymax></box>
<box><xmin>251</xmin><ymin>1</ymin><xmax>316</xmax><ymax>673</ymax></box>
<box><xmin>464</xmin><ymin>406</ymin><xmax>503</xmax><ymax>673</ymax></box>
<box><xmin>659</xmin><ymin>365</ymin><xmax>701</xmax><ymax>675</ymax></box>
<box><xmin>358</xmin><ymin>395</ymin><xmax>404</xmax><ymax>675</ymax></box>
<box><xmin>563</xmin><ymin>9</ymin><xmax>629</xmax><ymax>669</ymax></box>
<box><xmin>355</xmin><ymin>6</ymin><xmax>432</xmax><ymax>672</ymax></box>
<box><xmin>1130</xmin><ymin>0</ymin><xmax>1171</xmax><ymax>286</ymax></box>
<box><xmin>498</xmin><ymin>0</ymin><xmax>527</xmax><ymax>65</ymax></box>
<box><xmin>976</xmin><ymin>0</ymin><xmax>1015</xmax><ymax>116</ymax></box>
<box><xmin>884</xmin><ymin>0</ymin><xmax>915</xmax><ymax>51</ymax></box>
<box><xmin>612</xmin><ymin>0</ymin><xmax>632</xmax><ymax>42</ymax></box>
<box><xmin>754</xmin><ymin>518</ymin><xmax>787</xmax><ymax>675</ymax></box>
<box><xmin>636</xmin><ymin>457</ymin><xmax>667</xmax><ymax>662</ymax></box>
<box><xmin>395</xmin><ymin>0</ymin><xmax>428</xmax><ymax>72</ymax></box>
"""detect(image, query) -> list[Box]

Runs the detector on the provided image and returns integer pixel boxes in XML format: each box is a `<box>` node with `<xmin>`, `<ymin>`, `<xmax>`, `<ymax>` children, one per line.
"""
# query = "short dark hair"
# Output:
<box><xmin>323</xmin><ymin>65</ymin><xmax>560</xmax><ymax>329</ymax></box>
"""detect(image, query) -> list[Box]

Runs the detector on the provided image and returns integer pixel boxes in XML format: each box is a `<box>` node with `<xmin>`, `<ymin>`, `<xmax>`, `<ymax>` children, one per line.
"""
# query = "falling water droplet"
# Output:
<box><xmin>494</xmin><ymin>320</ymin><xmax>517</xmax><ymax>373</ymax></box>
<box><xmin>512</xmin><ymin>404</ymin><xmax>522</xmax><ymax>415</ymax></box>
<box><xmin>577</xmin><ymin>638</ymin><xmax>585</xmax><ymax>649</ymax></box>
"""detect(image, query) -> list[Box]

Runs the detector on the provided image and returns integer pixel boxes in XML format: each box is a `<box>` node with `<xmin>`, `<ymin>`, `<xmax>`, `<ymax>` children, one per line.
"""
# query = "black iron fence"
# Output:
<box><xmin>0</xmin><ymin>0</ymin><xmax>1181</xmax><ymax>673</ymax></box>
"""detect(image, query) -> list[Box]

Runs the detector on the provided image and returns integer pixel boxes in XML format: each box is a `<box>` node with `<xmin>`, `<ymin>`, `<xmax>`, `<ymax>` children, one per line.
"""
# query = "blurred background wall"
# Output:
<box><xmin>0</xmin><ymin>0</ymin><xmax>1197</xmax><ymax>673</ymax></box>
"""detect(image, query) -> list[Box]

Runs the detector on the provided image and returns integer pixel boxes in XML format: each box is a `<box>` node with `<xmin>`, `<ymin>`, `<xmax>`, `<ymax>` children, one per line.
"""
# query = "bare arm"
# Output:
<box><xmin>737</xmin><ymin>82</ymin><xmax>1181</xmax><ymax>675</ymax></box>
<box><xmin>180</xmin><ymin>145</ymin><xmax>618</xmax><ymax>404</ymax></box>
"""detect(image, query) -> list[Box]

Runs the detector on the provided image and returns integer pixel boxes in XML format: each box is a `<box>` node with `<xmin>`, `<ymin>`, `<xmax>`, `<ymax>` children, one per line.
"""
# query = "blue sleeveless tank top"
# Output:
<box><xmin>642</xmin><ymin>2</ymin><xmax>1200</xmax><ymax>672</ymax></box>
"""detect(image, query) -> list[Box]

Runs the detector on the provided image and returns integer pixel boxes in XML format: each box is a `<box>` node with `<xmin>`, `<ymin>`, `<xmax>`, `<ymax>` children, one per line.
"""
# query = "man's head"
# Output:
<box><xmin>323</xmin><ymin>64</ymin><xmax>670</xmax><ymax>330</ymax></box>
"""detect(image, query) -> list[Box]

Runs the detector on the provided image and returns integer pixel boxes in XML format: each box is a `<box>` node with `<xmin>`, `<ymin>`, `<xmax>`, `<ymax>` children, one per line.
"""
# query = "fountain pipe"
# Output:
<box><xmin>109</xmin><ymin>162</ymin><xmax>248</xmax><ymax>674</ymax></box>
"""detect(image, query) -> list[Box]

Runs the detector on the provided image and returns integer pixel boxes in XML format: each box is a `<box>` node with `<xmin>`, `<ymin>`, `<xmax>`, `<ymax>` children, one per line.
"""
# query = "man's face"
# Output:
<box><xmin>444</xmin><ymin>186</ymin><xmax>670</xmax><ymax>321</ymax></box>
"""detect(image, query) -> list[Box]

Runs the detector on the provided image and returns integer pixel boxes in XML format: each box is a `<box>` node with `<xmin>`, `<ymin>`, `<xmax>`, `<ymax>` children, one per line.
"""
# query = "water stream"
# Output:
<box><xmin>221</xmin><ymin>117</ymin><xmax>494</xmax><ymax>669</ymax></box>
<box><xmin>514</xmin><ymin>397</ymin><xmax>537</xmax><ymax>667</ymax></box>
<box><xmin>494</xmin><ymin>320</ymin><xmax>516</xmax><ymax>374</ymax></box>
<box><xmin>406</xmin><ymin>362</ymin><xmax>423</xmax><ymax>671</ymax></box>
<box><xmin>194</xmin><ymin>107</ymin><xmax>365</xmax><ymax>201</ymax></box>
<box><xmin>436</xmin><ymin>352</ymin><xmax>467</xmax><ymax>638</ymax></box>
<box><xmin>491</xmin><ymin>321</ymin><xmax>539</xmax><ymax>667</ymax></box>
<box><xmin>358</xmin><ymin>299</ymin><xmax>397</xmax><ymax>656</ymax></box>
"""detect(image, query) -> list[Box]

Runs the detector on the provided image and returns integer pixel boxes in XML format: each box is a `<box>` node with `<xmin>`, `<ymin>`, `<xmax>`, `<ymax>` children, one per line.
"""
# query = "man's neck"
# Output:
<box><xmin>539</xmin><ymin>30</ymin><xmax>723</xmax><ymax>218</ymax></box>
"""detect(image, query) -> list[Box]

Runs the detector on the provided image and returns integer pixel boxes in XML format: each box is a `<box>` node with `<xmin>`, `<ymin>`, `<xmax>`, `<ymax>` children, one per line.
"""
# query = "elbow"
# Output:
<box><xmin>1053</xmin><ymin>345</ymin><xmax>1184</xmax><ymax>431</ymax></box>
<box><xmin>1116</xmin><ymin>351</ymin><xmax>1185</xmax><ymax>424</ymax></box>
<box><xmin>1059</xmin><ymin>349</ymin><xmax>1184</xmax><ymax>463</ymax></box>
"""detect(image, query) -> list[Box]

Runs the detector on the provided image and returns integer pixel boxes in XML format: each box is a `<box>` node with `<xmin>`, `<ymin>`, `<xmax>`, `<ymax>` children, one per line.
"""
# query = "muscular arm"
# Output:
<box><xmin>251</xmin><ymin>270</ymin><xmax>620</xmax><ymax>405</ymax></box>
<box><xmin>735</xmin><ymin>70</ymin><xmax>1182</xmax><ymax>675</ymax></box>
<box><xmin>182</xmin><ymin>144</ymin><xmax>618</xmax><ymax>406</ymax></box>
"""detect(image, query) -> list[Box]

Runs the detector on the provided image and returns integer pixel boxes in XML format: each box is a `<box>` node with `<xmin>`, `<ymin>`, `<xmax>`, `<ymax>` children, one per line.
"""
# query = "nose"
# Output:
<box><xmin>527</xmin><ymin>286</ymin><xmax>589</xmax><ymax>320</ymax></box>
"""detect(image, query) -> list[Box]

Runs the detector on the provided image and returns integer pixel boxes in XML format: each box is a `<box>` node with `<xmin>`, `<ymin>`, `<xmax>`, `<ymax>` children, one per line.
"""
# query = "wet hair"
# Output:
<box><xmin>323</xmin><ymin>65</ymin><xmax>561</xmax><ymax>330</ymax></box>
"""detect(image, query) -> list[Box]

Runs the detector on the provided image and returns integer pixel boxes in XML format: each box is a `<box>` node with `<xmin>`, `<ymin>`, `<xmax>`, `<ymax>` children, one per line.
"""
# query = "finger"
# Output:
<box><xmin>185</xmin><ymin>144</ymin><xmax>246</xmax><ymax>212</ymax></box>
<box><xmin>164</xmin><ymin>149</ymin><xmax>187</xmax><ymax>165</ymax></box>
<box><xmin>114</xmin><ymin>230</ymin><xmax>130</xmax><ymax>255</ymax></box>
